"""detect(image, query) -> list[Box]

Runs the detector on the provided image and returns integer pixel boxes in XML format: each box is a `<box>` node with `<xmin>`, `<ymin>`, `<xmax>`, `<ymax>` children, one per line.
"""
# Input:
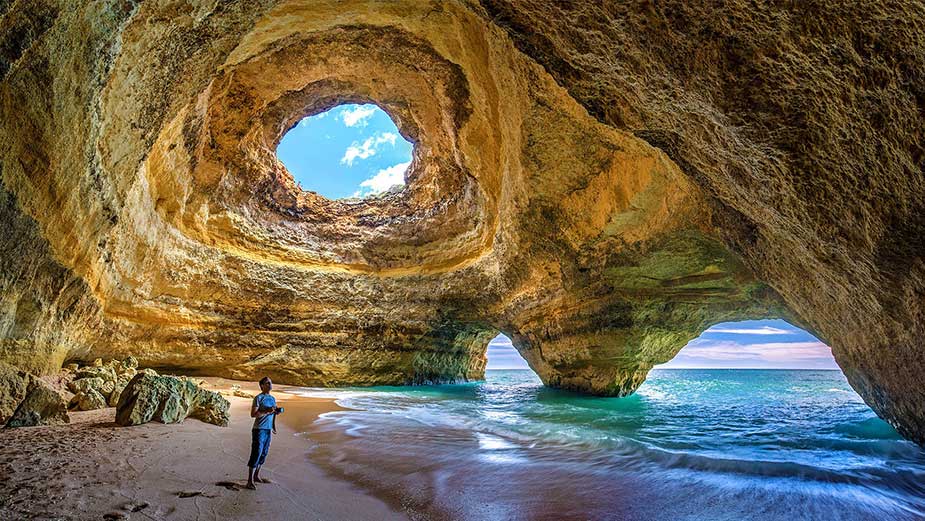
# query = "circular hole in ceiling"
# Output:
<box><xmin>275</xmin><ymin>103</ymin><xmax>414</xmax><ymax>200</ymax></box>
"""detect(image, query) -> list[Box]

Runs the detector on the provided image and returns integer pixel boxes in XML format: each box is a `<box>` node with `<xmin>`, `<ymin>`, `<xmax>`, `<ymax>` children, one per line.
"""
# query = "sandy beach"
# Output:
<box><xmin>0</xmin><ymin>378</ymin><xmax>407</xmax><ymax>521</ymax></box>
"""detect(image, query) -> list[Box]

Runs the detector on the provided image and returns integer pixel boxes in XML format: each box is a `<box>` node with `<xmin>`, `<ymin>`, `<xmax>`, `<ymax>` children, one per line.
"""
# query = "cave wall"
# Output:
<box><xmin>477</xmin><ymin>0</ymin><xmax>925</xmax><ymax>442</ymax></box>
<box><xmin>1</xmin><ymin>1</ymin><xmax>923</xmax><ymax>443</ymax></box>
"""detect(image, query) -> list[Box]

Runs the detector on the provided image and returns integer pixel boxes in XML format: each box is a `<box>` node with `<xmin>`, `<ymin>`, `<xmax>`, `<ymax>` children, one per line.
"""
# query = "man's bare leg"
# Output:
<box><xmin>246</xmin><ymin>467</ymin><xmax>257</xmax><ymax>489</ymax></box>
<box><xmin>254</xmin><ymin>466</ymin><xmax>272</xmax><ymax>483</ymax></box>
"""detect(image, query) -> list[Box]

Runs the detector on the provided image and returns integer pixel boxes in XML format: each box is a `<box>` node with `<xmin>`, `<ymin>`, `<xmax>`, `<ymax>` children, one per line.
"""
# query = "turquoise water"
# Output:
<box><xmin>297</xmin><ymin>370</ymin><xmax>925</xmax><ymax>520</ymax></box>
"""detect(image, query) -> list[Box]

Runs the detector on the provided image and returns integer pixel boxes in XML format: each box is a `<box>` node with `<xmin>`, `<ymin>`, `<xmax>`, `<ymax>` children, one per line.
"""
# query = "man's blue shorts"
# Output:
<box><xmin>248</xmin><ymin>428</ymin><xmax>272</xmax><ymax>468</ymax></box>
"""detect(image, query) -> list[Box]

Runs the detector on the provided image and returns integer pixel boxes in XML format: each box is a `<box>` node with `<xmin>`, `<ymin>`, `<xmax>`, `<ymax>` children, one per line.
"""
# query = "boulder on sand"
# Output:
<box><xmin>227</xmin><ymin>383</ymin><xmax>254</xmax><ymax>399</ymax></box>
<box><xmin>65</xmin><ymin>357</ymin><xmax>140</xmax><ymax>405</ymax></box>
<box><xmin>68</xmin><ymin>376</ymin><xmax>104</xmax><ymax>394</ymax></box>
<box><xmin>0</xmin><ymin>362</ymin><xmax>31</xmax><ymax>424</ymax></box>
<box><xmin>107</xmin><ymin>374</ymin><xmax>134</xmax><ymax>407</ymax></box>
<box><xmin>115</xmin><ymin>373</ymin><xmax>230</xmax><ymax>427</ymax></box>
<box><xmin>74</xmin><ymin>388</ymin><xmax>108</xmax><ymax>411</ymax></box>
<box><xmin>75</xmin><ymin>365</ymin><xmax>116</xmax><ymax>384</ymax></box>
<box><xmin>6</xmin><ymin>378</ymin><xmax>69</xmax><ymax>427</ymax></box>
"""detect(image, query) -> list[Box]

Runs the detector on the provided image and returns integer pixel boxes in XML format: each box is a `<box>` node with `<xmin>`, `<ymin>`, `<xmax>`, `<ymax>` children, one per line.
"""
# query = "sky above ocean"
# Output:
<box><xmin>485</xmin><ymin>319</ymin><xmax>837</xmax><ymax>370</ymax></box>
<box><xmin>277</xmin><ymin>105</ymin><xmax>837</xmax><ymax>371</ymax></box>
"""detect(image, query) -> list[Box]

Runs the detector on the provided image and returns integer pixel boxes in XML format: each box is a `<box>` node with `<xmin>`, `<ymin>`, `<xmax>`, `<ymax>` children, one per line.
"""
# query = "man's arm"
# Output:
<box><xmin>250</xmin><ymin>398</ymin><xmax>275</xmax><ymax>418</ymax></box>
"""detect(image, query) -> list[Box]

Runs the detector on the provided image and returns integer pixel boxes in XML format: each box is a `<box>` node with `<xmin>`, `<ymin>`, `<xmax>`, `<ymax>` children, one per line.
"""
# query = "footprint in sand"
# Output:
<box><xmin>120</xmin><ymin>501</ymin><xmax>149</xmax><ymax>513</ymax></box>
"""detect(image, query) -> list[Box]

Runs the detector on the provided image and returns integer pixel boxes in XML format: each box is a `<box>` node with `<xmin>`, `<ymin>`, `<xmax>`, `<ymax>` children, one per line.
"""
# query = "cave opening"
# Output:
<box><xmin>275</xmin><ymin>103</ymin><xmax>413</xmax><ymax>200</ymax></box>
<box><xmin>485</xmin><ymin>333</ymin><xmax>536</xmax><ymax>375</ymax></box>
<box><xmin>655</xmin><ymin>319</ymin><xmax>838</xmax><ymax>370</ymax></box>
<box><xmin>645</xmin><ymin>318</ymin><xmax>901</xmax><ymax>439</ymax></box>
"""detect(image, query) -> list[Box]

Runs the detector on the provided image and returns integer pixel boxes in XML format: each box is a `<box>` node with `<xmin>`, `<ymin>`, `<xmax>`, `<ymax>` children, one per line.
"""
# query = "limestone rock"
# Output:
<box><xmin>75</xmin><ymin>366</ymin><xmax>116</xmax><ymax>384</ymax></box>
<box><xmin>107</xmin><ymin>374</ymin><xmax>134</xmax><ymax>407</ymax></box>
<box><xmin>68</xmin><ymin>377</ymin><xmax>104</xmax><ymax>395</ymax></box>
<box><xmin>122</xmin><ymin>357</ymin><xmax>139</xmax><ymax>370</ymax></box>
<box><xmin>190</xmin><ymin>390</ymin><xmax>233</xmax><ymax>427</ymax></box>
<box><xmin>227</xmin><ymin>384</ymin><xmax>254</xmax><ymax>399</ymax></box>
<box><xmin>6</xmin><ymin>379</ymin><xmax>69</xmax><ymax>427</ymax></box>
<box><xmin>0</xmin><ymin>362</ymin><xmax>31</xmax><ymax>425</ymax></box>
<box><xmin>115</xmin><ymin>373</ymin><xmax>230</xmax><ymax>427</ymax></box>
<box><xmin>74</xmin><ymin>389</ymin><xmax>108</xmax><ymax>411</ymax></box>
<box><xmin>39</xmin><ymin>372</ymin><xmax>76</xmax><ymax>401</ymax></box>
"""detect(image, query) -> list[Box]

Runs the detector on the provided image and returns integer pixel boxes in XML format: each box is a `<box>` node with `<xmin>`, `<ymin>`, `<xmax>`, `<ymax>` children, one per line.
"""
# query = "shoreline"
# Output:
<box><xmin>277</xmin><ymin>398</ymin><xmax>442</xmax><ymax>521</ymax></box>
<box><xmin>4</xmin><ymin>372</ymin><xmax>918</xmax><ymax>520</ymax></box>
<box><xmin>0</xmin><ymin>377</ymin><xmax>406</xmax><ymax>521</ymax></box>
<box><xmin>274</xmin><ymin>370</ymin><xmax>925</xmax><ymax>521</ymax></box>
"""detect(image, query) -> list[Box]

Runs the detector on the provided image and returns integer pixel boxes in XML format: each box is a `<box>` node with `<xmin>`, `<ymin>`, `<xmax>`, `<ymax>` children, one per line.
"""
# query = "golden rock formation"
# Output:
<box><xmin>0</xmin><ymin>1</ymin><xmax>922</xmax><ymax>444</ymax></box>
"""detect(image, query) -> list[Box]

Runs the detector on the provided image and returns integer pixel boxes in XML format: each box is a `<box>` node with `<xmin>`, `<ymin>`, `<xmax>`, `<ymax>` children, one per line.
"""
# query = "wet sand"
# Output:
<box><xmin>294</xmin><ymin>420</ymin><xmax>459</xmax><ymax>521</ymax></box>
<box><xmin>0</xmin><ymin>377</ymin><xmax>406</xmax><ymax>520</ymax></box>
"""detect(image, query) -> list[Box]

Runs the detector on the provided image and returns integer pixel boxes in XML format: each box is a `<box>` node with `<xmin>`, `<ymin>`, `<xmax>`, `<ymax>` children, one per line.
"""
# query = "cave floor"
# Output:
<box><xmin>0</xmin><ymin>379</ymin><xmax>405</xmax><ymax>521</ymax></box>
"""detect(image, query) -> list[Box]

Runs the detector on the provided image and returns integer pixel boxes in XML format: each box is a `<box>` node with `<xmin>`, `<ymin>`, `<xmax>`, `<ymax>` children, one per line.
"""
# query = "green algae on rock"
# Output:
<box><xmin>115</xmin><ymin>373</ymin><xmax>230</xmax><ymax>427</ymax></box>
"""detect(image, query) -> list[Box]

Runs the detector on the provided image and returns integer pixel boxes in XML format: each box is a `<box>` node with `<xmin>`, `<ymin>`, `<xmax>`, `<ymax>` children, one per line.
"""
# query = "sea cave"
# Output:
<box><xmin>1</xmin><ymin>1</ymin><xmax>923</xmax><ymax>519</ymax></box>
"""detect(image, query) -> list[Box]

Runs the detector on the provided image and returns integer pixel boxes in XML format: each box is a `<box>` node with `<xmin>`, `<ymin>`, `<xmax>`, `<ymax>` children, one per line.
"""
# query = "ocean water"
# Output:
<box><xmin>294</xmin><ymin>370</ymin><xmax>925</xmax><ymax>521</ymax></box>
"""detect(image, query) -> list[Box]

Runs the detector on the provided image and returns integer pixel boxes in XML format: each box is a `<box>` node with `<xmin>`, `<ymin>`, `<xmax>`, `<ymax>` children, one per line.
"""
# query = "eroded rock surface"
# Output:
<box><xmin>0</xmin><ymin>362</ymin><xmax>31</xmax><ymax>424</ymax></box>
<box><xmin>6</xmin><ymin>378</ymin><xmax>69</xmax><ymax>427</ymax></box>
<box><xmin>0</xmin><ymin>2</ymin><xmax>922</xmax><ymax>443</ymax></box>
<box><xmin>74</xmin><ymin>389</ymin><xmax>107</xmax><ymax>412</ymax></box>
<box><xmin>63</xmin><ymin>357</ymin><xmax>137</xmax><ymax>411</ymax></box>
<box><xmin>115</xmin><ymin>373</ymin><xmax>230</xmax><ymax>427</ymax></box>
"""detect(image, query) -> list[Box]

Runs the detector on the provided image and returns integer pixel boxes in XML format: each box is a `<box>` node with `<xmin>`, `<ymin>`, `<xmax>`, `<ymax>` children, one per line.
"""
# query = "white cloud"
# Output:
<box><xmin>656</xmin><ymin>338</ymin><xmax>836</xmax><ymax>369</ymax></box>
<box><xmin>352</xmin><ymin>161</ymin><xmax>410</xmax><ymax>197</ymax></box>
<box><xmin>683</xmin><ymin>340</ymin><xmax>831</xmax><ymax>361</ymax></box>
<box><xmin>340</xmin><ymin>132</ymin><xmax>398</xmax><ymax>166</ymax></box>
<box><xmin>340</xmin><ymin>105</ymin><xmax>377</xmax><ymax>127</ymax></box>
<box><xmin>706</xmin><ymin>325</ymin><xmax>794</xmax><ymax>335</ymax></box>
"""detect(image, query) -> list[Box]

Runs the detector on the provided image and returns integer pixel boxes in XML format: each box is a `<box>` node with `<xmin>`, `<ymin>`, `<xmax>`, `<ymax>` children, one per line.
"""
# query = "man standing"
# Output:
<box><xmin>247</xmin><ymin>376</ymin><xmax>281</xmax><ymax>489</ymax></box>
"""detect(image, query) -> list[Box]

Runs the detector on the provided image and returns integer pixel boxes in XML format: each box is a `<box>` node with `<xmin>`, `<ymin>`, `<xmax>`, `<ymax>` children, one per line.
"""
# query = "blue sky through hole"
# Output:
<box><xmin>276</xmin><ymin>104</ymin><xmax>413</xmax><ymax>199</ymax></box>
<box><xmin>485</xmin><ymin>319</ymin><xmax>837</xmax><ymax>370</ymax></box>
